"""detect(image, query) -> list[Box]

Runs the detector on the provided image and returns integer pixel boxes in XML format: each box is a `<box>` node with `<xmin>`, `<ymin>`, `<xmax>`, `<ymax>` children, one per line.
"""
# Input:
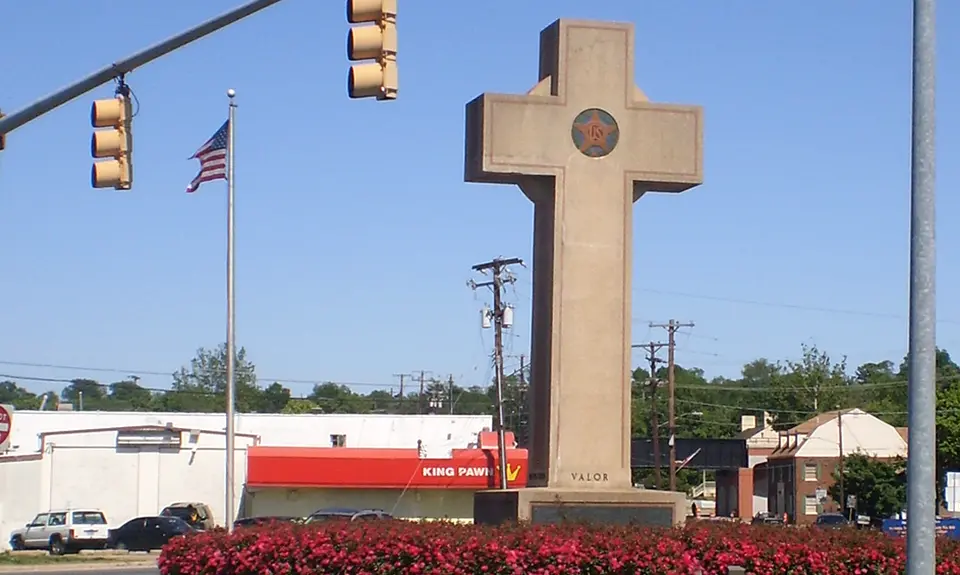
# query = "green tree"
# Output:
<box><xmin>257</xmin><ymin>382</ymin><xmax>292</xmax><ymax>413</ymax></box>
<box><xmin>60</xmin><ymin>378</ymin><xmax>105</xmax><ymax>407</ymax></box>
<box><xmin>772</xmin><ymin>344</ymin><xmax>850</xmax><ymax>425</ymax></box>
<box><xmin>160</xmin><ymin>344</ymin><xmax>259</xmax><ymax>412</ymax></box>
<box><xmin>937</xmin><ymin>369</ymin><xmax>960</xmax><ymax>505</ymax></box>
<box><xmin>281</xmin><ymin>398</ymin><xmax>317</xmax><ymax>414</ymax></box>
<box><xmin>309</xmin><ymin>383</ymin><xmax>362</xmax><ymax>413</ymax></box>
<box><xmin>108</xmin><ymin>379</ymin><xmax>154</xmax><ymax>411</ymax></box>
<box><xmin>829</xmin><ymin>453</ymin><xmax>906</xmax><ymax>519</ymax></box>
<box><xmin>0</xmin><ymin>381</ymin><xmax>43</xmax><ymax>409</ymax></box>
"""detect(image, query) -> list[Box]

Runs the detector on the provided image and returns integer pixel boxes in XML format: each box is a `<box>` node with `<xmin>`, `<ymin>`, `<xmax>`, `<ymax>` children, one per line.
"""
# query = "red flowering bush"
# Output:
<box><xmin>159</xmin><ymin>520</ymin><xmax>960</xmax><ymax>575</ymax></box>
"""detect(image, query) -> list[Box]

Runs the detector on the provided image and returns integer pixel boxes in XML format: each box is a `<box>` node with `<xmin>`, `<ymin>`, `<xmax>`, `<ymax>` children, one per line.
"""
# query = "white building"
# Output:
<box><xmin>0</xmin><ymin>410</ymin><xmax>492</xmax><ymax>549</ymax></box>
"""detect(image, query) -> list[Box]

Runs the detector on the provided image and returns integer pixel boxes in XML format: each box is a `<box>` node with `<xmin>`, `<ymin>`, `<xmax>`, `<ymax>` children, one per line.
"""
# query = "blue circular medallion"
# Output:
<box><xmin>571</xmin><ymin>108</ymin><xmax>619</xmax><ymax>158</ymax></box>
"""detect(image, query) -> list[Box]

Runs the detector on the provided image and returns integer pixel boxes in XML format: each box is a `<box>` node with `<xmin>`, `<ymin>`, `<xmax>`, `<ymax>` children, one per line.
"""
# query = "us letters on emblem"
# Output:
<box><xmin>571</xmin><ymin>472</ymin><xmax>610</xmax><ymax>483</ymax></box>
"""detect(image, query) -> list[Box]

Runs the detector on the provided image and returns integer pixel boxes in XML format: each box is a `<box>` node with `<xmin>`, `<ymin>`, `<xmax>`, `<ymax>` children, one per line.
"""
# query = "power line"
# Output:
<box><xmin>674</xmin><ymin>397</ymin><xmax>937</xmax><ymax>417</ymax></box>
<box><xmin>0</xmin><ymin>359</ymin><xmax>466</xmax><ymax>390</ymax></box>
<box><xmin>634</xmin><ymin>287</ymin><xmax>960</xmax><ymax>324</ymax></box>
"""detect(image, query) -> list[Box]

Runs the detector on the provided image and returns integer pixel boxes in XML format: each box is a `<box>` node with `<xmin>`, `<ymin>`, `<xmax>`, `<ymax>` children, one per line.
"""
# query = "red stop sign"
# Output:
<box><xmin>0</xmin><ymin>405</ymin><xmax>11</xmax><ymax>446</ymax></box>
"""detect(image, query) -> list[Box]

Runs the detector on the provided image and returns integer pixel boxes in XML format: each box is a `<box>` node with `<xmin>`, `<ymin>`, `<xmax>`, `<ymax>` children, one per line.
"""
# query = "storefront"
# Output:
<box><xmin>243</xmin><ymin>436</ymin><xmax>528</xmax><ymax>522</ymax></box>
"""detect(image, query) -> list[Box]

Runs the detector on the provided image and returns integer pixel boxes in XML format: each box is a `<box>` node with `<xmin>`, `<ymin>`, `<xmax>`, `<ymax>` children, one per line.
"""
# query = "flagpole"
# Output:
<box><xmin>225</xmin><ymin>88</ymin><xmax>237</xmax><ymax>532</ymax></box>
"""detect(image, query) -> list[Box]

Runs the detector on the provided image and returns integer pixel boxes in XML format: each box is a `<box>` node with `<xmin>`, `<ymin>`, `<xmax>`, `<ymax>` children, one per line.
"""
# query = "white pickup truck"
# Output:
<box><xmin>8</xmin><ymin>509</ymin><xmax>110</xmax><ymax>555</ymax></box>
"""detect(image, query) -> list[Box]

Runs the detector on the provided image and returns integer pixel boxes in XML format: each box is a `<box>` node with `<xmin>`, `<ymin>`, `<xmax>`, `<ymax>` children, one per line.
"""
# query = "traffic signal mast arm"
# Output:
<box><xmin>0</xmin><ymin>0</ymin><xmax>284</xmax><ymax>138</ymax></box>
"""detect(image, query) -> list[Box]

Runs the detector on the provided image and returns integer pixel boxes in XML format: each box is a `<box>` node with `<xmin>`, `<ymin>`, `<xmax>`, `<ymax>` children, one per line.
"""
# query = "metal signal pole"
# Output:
<box><xmin>470</xmin><ymin>257</ymin><xmax>523</xmax><ymax>490</ymax></box>
<box><xmin>907</xmin><ymin>1</ymin><xmax>937</xmax><ymax>573</ymax></box>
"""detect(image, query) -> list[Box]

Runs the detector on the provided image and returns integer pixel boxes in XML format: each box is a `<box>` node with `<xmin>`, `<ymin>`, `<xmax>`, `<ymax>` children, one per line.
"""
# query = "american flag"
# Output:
<box><xmin>186</xmin><ymin>120</ymin><xmax>229</xmax><ymax>193</ymax></box>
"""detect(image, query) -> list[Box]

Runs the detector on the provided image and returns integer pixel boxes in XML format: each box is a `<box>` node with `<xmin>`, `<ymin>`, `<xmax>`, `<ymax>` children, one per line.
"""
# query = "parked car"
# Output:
<box><xmin>814</xmin><ymin>513</ymin><xmax>850</xmax><ymax>528</ymax></box>
<box><xmin>233</xmin><ymin>516</ymin><xmax>301</xmax><ymax>529</ymax></box>
<box><xmin>303</xmin><ymin>507</ymin><xmax>393</xmax><ymax>523</ymax></box>
<box><xmin>8</xmin><ymin>509</ymin><xmax>110</xmax><ymax>555</ymax></box>
<box><xmin>751</xmin><ymin>512</ymin><xmax>785</xmax><ymax>526</ymax></box>
<box><xmin>160</xmin><ymin>502</ymin><xmax>215</xmax><ymax>530</ymax></box>
<box><xmin>107</xmin><ymin>516</ymin><xmax>194</xmax><ymax>551</ymax></box>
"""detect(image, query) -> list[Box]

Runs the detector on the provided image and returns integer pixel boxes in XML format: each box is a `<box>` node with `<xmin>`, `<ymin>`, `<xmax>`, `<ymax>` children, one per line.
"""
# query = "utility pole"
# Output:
<box><xmin>470</xmin><ymin>256</ymin><xmax>523</xmax><ymax>490</ymax></box>
<box><xmin>418</xmin><ymin>370</ymin><xmax>426</xmax><ymax>415</ymax></box>
<box><xmin>448</xmin><ymin>374</ymin><xmax>455</xmax><ymax>415</ymax></box>
<box><xmin>651</xmin><ymin>320</ymin><xmax>695</xmax><ymax>492</ymax></box>
<box><xmin>837</xmin><ymin>408</ymin><xmax>846</xmax><ymax>517</ymax></box>
<box><xmin>392</xmin><ymin>373</ymin><xmax>406</xmax><ymax>412</ymax></box>
<box><xmin>634</xmin><ymin>342</ymin><xmax>666</xmax><ymax>489</ymax></box>
<box><xmin>518</xmin><ymin>355</ymin><xmax>527</xmax><ymax>445</ymax></box>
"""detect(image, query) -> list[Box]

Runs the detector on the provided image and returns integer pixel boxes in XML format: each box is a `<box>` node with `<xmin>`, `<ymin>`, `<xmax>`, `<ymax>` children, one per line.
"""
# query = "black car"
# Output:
<box><xmin>108</xmin><ymin>516</ymin><xmax>195</xmax><ymax>551</ymax></box>
<box><xmin>303</xmin><ymin>507</ymin><xmax>393</xmax><ymax>523</ymax></box>
<box><xmin>814</xmin><ymin>513</ymin><xmax>850</xmax><ymax>529</ymax></box>
<box><xmin>233</xmin><ymin>516</ymin><xmax>301</xmax><ymax>529</ymax></box>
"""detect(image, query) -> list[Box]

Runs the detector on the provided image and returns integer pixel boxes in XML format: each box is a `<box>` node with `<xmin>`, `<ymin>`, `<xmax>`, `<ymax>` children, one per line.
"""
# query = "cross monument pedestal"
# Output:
<box><xmin>464</xmin><ymin>19</ymin><xmax>704</xmax><ymax>526</ymax></box>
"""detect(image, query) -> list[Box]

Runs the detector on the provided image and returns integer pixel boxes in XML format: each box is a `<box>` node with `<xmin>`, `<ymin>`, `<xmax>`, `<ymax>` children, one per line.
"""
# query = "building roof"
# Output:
<box><xmin>770</xmin><ymin>408</ymin><xmax>907</xmax><ymax>459</ymax></box>
<box><xmin>737</xmin><ymin>425</ymin><xmax>767</xmax><ymax>439</ymax></box>
<box><xmin>787</xmin><ymin>408</ymin><xmax>856</xmax><ymax>434</ymax></box>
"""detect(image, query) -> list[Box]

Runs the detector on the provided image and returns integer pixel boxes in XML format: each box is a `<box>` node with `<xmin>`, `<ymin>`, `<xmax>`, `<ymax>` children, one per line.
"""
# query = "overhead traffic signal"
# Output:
<box><xmin>90</xmin><ymin>95</ymin><xmax>133</xmax><ymax>190</ymax></box>
<box><xmin>347</xmin><ymin>0</ymin><xmax>397</xmax><ymax>100</ymax></box>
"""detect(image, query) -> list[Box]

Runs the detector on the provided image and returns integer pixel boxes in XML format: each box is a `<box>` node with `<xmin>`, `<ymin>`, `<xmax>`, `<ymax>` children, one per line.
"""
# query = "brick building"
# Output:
<box><xmin>765</xmin><ymin>408</ymin><xmax>908</xmax><ymax>525</ymax></box>
<box><xmin>715</xmin><ymin>413</ymin><xmax>778</xmax><ymax>518</ymax></box>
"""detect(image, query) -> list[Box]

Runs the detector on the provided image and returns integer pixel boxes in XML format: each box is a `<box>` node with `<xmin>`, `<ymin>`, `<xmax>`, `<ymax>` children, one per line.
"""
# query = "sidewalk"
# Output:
<box><xmin>0</xmin><ymin>551</ymin><xmax>157</xmax><ymax>573</ymax></box>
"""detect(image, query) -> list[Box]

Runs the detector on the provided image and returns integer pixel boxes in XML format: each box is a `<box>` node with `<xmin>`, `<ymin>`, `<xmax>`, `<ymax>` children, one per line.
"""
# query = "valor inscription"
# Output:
<box><xmin>572</xmin><ymin>472</ymin><xmax>609</xmax><ymax>483</ymax></box>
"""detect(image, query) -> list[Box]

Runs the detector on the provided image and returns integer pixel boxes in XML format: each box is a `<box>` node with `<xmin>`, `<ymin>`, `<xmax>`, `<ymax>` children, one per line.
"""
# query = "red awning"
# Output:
<box><xmin>247</xmin><ymin>446</ymin><xmax>528</xmax><ymax>490</ymax></box>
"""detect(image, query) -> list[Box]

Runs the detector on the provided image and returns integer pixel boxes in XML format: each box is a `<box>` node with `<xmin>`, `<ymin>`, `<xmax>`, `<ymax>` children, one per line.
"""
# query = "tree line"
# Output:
<box><xmin>3</xmin><ymin>343</ymin><xmax>960</xmax><ymax>483</ymax></box>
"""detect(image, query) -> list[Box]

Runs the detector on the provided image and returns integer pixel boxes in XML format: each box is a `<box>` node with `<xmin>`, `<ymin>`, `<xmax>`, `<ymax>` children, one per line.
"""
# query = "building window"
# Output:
<box><xmin>804</xmin><ymin>495</ymin><xmax>818</xmax><ymax>515</ymax></box>
<box><xmin>804</xmin><ymin>462</ymin><xmax>819</xmax><ymax>481</ymax></box>
<box><xmin>330</xmin><ymin>434</ymin><xmax>346</xmax><ymax>448</ymax></box>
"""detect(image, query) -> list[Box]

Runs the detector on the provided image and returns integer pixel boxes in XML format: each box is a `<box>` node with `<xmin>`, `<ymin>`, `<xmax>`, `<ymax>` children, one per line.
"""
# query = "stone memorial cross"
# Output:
<box><xmin>464</xmin><ymin>19</ymin><xmax>703</xmax><ymax>491</ymax></box>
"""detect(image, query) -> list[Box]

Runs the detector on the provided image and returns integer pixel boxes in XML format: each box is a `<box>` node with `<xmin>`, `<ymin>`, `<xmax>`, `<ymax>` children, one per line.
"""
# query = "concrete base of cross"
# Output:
<box><xmin>473</xmin><ymin>487</ymin><xmax>686</xmax><ymax>527</ymax></box>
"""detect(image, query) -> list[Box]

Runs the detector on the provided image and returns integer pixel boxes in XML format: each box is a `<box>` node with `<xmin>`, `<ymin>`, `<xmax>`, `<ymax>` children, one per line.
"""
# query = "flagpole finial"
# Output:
<box><xmin>227</xmin><ymin>88</ymin><xmax>236</xmax><ymax>99</ymax></box>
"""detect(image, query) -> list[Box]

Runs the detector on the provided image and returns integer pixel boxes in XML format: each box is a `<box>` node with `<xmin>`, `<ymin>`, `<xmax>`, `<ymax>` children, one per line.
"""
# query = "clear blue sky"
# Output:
<box><xmin>1</xmin><ymin>1</ymin><xmax>959</xmax><ymax>399</ymax></box>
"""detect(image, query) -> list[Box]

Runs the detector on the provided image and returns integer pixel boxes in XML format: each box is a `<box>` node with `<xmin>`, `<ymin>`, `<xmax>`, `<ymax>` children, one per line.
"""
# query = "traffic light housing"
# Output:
<box><xmin>347</xmin><ymin>0</ymin><xmax>397</xmax><ymax>100</ymax></box>
<box><xmin>90</xmin><ymin>95</ymin><xmax>133</xmax><ymax>190</ymax></box>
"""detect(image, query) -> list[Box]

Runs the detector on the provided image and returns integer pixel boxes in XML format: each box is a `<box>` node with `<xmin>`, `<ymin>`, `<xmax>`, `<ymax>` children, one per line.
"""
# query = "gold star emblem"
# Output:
<box><xmin>573</xmin><ymin>111</ymin><xmax>617</xmax><ymax>154</ymax></box>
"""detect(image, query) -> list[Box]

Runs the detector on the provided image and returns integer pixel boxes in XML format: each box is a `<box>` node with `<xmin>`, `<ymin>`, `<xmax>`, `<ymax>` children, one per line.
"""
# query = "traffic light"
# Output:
<box><xmin>90</xmin><ymin>95</ymin><xmax>133</xmax><ymax>190</ymax></box>
<box><xmin>347</xmin><ymin>0</ymin><xmax>397</xmax><ymax>100</ymax></box>
<box><xmin>0</xmin><ymin>110</ymin><xmax>6</xmax><ymax>152</ymax></box>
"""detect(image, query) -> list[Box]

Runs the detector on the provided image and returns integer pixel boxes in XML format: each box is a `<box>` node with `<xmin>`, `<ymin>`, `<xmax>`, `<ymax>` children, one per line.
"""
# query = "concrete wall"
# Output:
<box><xmin>0</xmin><ymin>457</ymin><xmax>43</xmax><ymax>545</ymax></box>
<box><xmin>246</xmin><ymin>488</ymin><xmax>474</xmax><ymax>522</ymax></box>
<box><xmin>0</xmin><ymin>428</ymin><xmax>251</xmax><ymax>548</ymax></box>
<box><xmin>4</xmin><ymin>411</ymin><xmax>493</xmax><ymax>457</ymax></box>
<box><xmin>0</xmin><ymin>412</ymin><xmax>493</xmax><ymax>550</ymax></box>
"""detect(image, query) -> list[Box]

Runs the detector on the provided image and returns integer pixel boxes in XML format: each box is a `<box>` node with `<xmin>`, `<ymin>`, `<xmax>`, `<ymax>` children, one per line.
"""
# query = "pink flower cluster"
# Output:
<box><xmin>158</xmin><ymin>520</ymin><xmax>960</xmax><ymax>575</ymax></box>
